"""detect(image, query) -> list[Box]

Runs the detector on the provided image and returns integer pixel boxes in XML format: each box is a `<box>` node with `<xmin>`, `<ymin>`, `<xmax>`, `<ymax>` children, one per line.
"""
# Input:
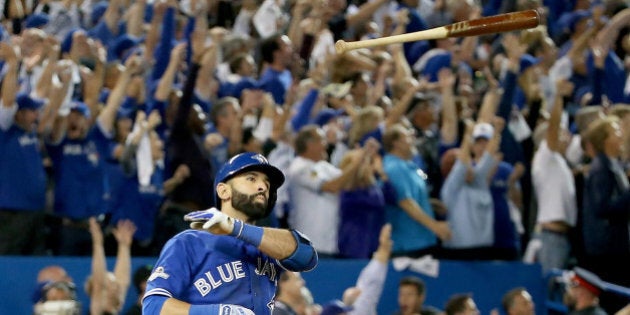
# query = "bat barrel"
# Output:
<box><xmin>446</xmin><ymin>9</ymin><xmax>540</xmax><ymax>37</ymax></box>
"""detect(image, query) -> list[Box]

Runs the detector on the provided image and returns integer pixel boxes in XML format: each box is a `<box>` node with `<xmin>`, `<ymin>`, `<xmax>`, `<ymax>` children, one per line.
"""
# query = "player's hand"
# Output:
<box><xmin>184</xmin><ymin>208</ymin><xmax>235</xmax><ymax>235</ymax></box>
<box><xmin>217</xmin><ymin>304</ymin><xmax>255</xmax><ymax>315</ymax></box>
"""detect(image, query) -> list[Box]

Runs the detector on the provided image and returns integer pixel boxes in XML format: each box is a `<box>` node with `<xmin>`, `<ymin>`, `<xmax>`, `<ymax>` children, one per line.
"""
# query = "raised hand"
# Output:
<box><xmin>112</xmin><ymin>219</ymin><xmax>137</xmax><ymax>247</ymax></box>
<box><xmin>184</xmin><ymin>208</ymin><xmax>236</xmax><ymax>235</ymax></box>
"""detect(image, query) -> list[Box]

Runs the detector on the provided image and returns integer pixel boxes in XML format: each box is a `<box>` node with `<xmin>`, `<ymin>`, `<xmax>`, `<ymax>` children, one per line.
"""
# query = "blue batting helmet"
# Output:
<box><xmin>214</xmin><ymin>152</ymin><xmax>285</xmax><ymax>216</ymax></box>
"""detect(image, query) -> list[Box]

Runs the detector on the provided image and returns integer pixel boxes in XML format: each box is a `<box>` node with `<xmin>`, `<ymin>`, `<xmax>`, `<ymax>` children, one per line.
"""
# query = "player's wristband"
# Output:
<box><xmin>230</xmin><ymin>219</ymin><xmax>263</xmax><ymax>248</ymax></box>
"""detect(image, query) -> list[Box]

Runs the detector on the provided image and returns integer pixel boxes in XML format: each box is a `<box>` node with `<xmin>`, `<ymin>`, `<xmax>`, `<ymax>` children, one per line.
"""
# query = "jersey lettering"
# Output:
<box><xmin>255</xmin><ymin>258</ymin><xmax>277</xmax><ymax>282</ymax></box>
<box><xmin>194</xmin><ymin>260</ymin><xmax>247</xmax><ymax>297</ymax></box>
<box><xmin>18</xmin><ymin>134</ymin><xmax>38</xmax><ymax>146</ymax></box>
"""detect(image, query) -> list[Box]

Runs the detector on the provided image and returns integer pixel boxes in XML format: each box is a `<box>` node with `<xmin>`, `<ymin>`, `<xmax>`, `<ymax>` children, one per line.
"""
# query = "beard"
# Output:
<box><xmin>230</xmin><ymin>185</ymin><xmax>268</xmax><ymax>221</ymax></box>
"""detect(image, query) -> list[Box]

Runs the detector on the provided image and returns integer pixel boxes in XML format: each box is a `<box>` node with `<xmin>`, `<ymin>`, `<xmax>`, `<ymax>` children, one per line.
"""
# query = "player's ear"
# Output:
<box><xmin>216</xmin><ymin>182</ymin><xmax>231</xmax><ymax>201</ymax></box>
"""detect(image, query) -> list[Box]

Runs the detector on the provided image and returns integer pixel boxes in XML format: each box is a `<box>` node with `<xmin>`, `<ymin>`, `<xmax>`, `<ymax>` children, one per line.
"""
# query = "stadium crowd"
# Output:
<box><xmin>0</xmin><ymin>0</ymin><xmax>629</xmax><ymax>313</ymax></box>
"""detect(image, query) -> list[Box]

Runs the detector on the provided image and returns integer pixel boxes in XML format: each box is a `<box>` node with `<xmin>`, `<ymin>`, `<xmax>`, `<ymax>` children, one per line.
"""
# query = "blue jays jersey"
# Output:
<box><xmin>144</xmin><ymin>230</ymin><xmax>280</xmax><ymax>314</ymax></box>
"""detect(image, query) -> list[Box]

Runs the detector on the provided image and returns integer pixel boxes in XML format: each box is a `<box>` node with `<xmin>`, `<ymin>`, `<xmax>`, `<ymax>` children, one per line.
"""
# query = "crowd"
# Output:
<box><xmin>1</xmin><ymin>0</ymin><xmax>629</xmax><ymax>313</ymax></box>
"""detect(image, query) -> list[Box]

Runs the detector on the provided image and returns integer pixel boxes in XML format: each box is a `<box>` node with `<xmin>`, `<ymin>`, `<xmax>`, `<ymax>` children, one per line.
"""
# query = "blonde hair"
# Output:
<box><xmin>348</xmin><ymin>106</ymin><xmax>384</xmax><ymax>147</ymax></box>
<box><xmin>583</xmin><ymin>115</ymin><xmax>620</xmax><ymax>154</ymax></box>
<box><xmin>610</xmin><ymin>104</ymin><xmax>630</xmax><ymax>119</ymax></box>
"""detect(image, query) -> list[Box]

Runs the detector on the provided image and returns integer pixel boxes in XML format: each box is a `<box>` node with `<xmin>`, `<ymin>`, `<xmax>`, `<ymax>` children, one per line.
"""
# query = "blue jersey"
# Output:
<box><xmin>0</xmin><ymin>125</ymin><xmax>47</xmax><ymax>211</ymax></box>
<box><xmin>46</xmin><ymin>125</ymin><xmax>113</xmax><ymax>219</ymax></box>
<box><xmin>145</xmin><ymin>230</ymin><xmax>280</xmax><ymax>314</ymax></box>
<box><xmin>258</xmin><ymin>68</ymin><xmax>292</xmax><ymax>105</ymax></box>
<box><xmin>110</xmin><ymin>166</ymin><xmax>164</xmax><ymax>242</ymax></box>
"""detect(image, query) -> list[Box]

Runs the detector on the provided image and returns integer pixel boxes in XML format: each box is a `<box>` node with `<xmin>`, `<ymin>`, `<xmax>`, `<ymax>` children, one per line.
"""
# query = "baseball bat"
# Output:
<box><xmin>335</xmin><ymin>9</ymin><xmax>540</xmax><ymax>54</ymax></box>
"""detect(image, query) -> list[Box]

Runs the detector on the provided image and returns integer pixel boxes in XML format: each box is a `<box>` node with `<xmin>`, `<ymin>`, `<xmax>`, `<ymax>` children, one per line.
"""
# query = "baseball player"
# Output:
<box><xmin>142</xmin><ymin>152</ymin><xmax>318</xmax><ymax>315</ymax></box>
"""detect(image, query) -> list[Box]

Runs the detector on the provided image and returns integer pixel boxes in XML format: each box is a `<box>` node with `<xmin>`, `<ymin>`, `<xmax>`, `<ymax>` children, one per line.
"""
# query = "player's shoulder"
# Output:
<box><xmin>167</xmin><ymin>229</ymin><xmax>218</xmax><ymax>247</ymax></box>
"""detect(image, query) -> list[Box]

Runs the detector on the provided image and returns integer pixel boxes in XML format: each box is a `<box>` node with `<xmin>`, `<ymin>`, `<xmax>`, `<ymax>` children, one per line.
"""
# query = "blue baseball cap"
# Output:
<box><xmin>520</xmin><ymin>54</ymin><xmax>540</xmax><ymax>74</ymax></box>
<box><xmin>320</xmin><ymin>300</ymin><xmax>353</xmax><ymax>315</ymax></box>
<box><xmin>25</xmin><ymin>13</ymin><xmax>50</xmax><ymax>29</ymax></box>
<box><xmin>70</xmin><ymin>101</ymin><xmax>91</xmax><ymax>118</ymax></box>
<box><xmin>559</xmin><ymin>10</ymin><xmax>591</xmax><ymax>34</ymax></box>
<box><xmin>17</xmin><ymin>93</ymin><xmax>45</xmax><ymax>110</ymax></box>
<box><xmin>109</xmin><ymin>34</ymin><xmax>143</xmax><ymax>62</ymax></box>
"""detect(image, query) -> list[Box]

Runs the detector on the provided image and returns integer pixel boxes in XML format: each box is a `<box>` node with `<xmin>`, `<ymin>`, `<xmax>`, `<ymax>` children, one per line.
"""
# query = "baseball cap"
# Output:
<box><xmin>569</xmin><ymin>267</ymin><xmax>604</xmax><ymax>296</ymax></box>
<box><xmin>559</xmin><ymin>10</ymin><xmax>591</xmax><ymax>34</ymax></box>
<box><xmin>109</xmin><ymin>34</ymin><xmax>143</xmax><ymax>62</ymax></box>
<box><xmin>320</xmin><ymin>300</ymin><xmax>353</xmax><ymax>315</ymax></box>
<box><xmin>472</xmin><ymin>123</ymin><xmax>494</xmax><ymax>140</ymax></box>
<box><xmin>17</xmin><ymin>93</ymin><xmax>45</xmax><ymax>111</ymax></box>
<box><xmin>559</xmin><ymin>267</ymin><xmax>630</xmax><ymax>299</ymax></box>
<box><xmin>24</xmin><ymin>13</ymin><xmax>50</xmax><ymax>29</ymax></box>
<box><xmin>70</xmin><ymin>101</ymin><xmax>91</xmax><ymax>118</ymax></box>
<box><xmin>519</xmin><ymin>54</ymin><xmax>539</xmax><ymax>74</ymax></box>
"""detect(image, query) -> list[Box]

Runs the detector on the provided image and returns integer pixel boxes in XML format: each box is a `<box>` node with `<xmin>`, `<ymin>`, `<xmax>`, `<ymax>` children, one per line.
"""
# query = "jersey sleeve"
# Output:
<box><xmin>144</xmin><ymin>235</ymin><xmax>193</xmax><ymax>299</ymax></box>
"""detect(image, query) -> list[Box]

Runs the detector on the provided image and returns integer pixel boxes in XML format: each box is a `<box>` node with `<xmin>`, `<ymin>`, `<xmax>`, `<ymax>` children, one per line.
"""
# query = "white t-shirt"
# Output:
<box><xmin>286</xmin><ymin>156</ymin><xmax>341</xmax><ymax>255</ymax></box>
<box><xmin>531</xmin><ymin>141</ymin><xmax>577</xmax><ymax>226</ymax></box>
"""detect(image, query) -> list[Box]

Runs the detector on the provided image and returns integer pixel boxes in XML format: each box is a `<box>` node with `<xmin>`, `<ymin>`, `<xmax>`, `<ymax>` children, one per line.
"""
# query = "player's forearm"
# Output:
<box><xmin>258</xmin><ymin>228</ymin><xmax>298</xmax><ymax>259</ymax></box>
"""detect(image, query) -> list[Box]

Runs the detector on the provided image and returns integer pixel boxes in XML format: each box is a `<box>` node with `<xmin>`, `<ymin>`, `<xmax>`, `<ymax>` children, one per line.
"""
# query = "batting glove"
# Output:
<box><xmin>183</xmin><ymin>208</ymin><xmax>235</xmax><ymax>234</ymax></box>
<box><xmin>218</xmin><ymin>304</ymin><xmax>255</xmax><ymax>315</ymax></box>
<box><xmin>189</xmin><ymin>304</ymin><xmax>254</xmax><ymax>315</ymax></box>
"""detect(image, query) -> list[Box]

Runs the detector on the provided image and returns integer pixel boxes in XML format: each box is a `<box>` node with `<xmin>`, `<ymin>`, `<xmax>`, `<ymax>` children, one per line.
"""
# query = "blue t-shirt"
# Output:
<box><xmin>110</xmin><ymin>166</ymin><xmax>164</xmax><ymax>242</ymax></box>
<box><xmin>46</xmin><ymin>126</ymin><xmax>113</xmax><ymax>219</ymax></box>
<box><xmin>0</xmin><ymin>125</ymin><xmax>47</xmax><ymax>211</ymax></box>
<box><xmin>258</xmin><ymin>68</ymin><xmax>292</xmax><ymax>105</ymax></box>
<box><xmin>383</xmin><ymin>154</ymin><xmax>437</xmax><ymax>253</ymax></box>
<box><xmin>338</xmin><ymin>185</ymin><xmax>386</xmax><ymax>258</ymax></box>
<box><xmin>490</xmin><ymin>162</ymin><xmax>519</xmax><ymax>250</ymax></box>
<box><xmin>144</xmin><ymin>230</ymin><xmax>280</xmax><ymax>314</ymax></box>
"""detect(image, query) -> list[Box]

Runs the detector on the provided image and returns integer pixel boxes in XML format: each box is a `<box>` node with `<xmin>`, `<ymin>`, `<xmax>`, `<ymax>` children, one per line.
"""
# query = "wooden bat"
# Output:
<box><xmin>335</xmin><ymin>9</ymin><xmax>540</xmax><ymax>54</ymax></box>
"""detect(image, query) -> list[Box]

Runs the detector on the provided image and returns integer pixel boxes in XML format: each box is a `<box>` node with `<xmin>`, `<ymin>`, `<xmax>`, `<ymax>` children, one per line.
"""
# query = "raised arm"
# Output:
<box><xmin>348</xmin><ymin>224</ymin><xmax>392</xmax><ymax>315</ymax></box>
<box><xmin>88</xmin><ymin>217</ymin><xmax>107</xmax><ymax>315</ymax></box>
<box><xmin>0</xmin><ymin>43</ymin><xmax>19</xmax><ymax>108</ymax></box>
<box><xmin>321</xmin><ymin>139</ymin><xmax>378</xmax><ymax>193</ymax></box>
<box><xmin>154</xmin><ymin>42</ymin><xmax>186</xmax><ymax>102</ymax></box>
<box><xmin>112</xmin><ymin>219</ymin><xmax>136</xmax><ymax>312</ymax></box>
<box><xmin>595</xmin><ymin>7</ymin><xmax>630</xmax><ymax>50</ymax></box>
<box><xmin>39</xmin><ymin>62</ymin><xmax>72</xmax><ymax>142</ymax></box>
<box><xmin>438</xmin><ymin>68</ymin><xmax>458</xmax><ymax>144</ymax></box>
<box><xmin>97</xmin><ymin>55</ymin><xmax>141</xmax><ymax>135</ymax></box>
<box><xmin>345</xmin><ymin>0</ymin><xmax>389</xmax><ymax>28</ymax></box>
<box><xmin>546</xmin><ymin>79</ymin><xmax>573</xmax><ymax>152</ymax></box>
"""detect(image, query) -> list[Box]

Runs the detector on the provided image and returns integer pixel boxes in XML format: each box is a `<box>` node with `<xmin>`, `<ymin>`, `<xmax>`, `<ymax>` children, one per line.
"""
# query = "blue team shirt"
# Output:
<box><xmin>383</xmin><ymin>154</ymin><xmax>437</xmax><ymax>253</ymax></box>
<box><xmin>110</xmin><ymin>166</ymin><xmax>164</xmax><ymax>242</ymax></box>
<box><xmin>490</xmin><ymin>162</ymin><xmax>520</xmax><ymax>250</ymax></box>
<box><xmin>144</xmin><ymin>230</ymin><xmax>280</xmax><ymax>314</ymax></box>
<box><xmin>258</xmin><ymin>68</ymin><xmax>292</xmax><ymax>105</ymax></box>
<box><xmin>0</xmin><ymin>125</ymin><xmax>47</xmax><ymax>211</ymax></box>
<box><xmin>46</xmin><ymin>125</ymin><xmax>113</xmax><ymax>219</ymax></box>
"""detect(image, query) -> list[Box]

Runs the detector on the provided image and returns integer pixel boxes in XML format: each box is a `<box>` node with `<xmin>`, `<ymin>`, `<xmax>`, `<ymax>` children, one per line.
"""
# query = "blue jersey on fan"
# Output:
<box><xmin>0</xmin><ymin>125</ymin><xmax>46</xmax><ymax>211</ymax></box>
<box><xmin>110</xmin><ymin>165</ymin><xmax>165</xmax><ymax>243</ymax></box>
<box><xmin>46</xmin><ymin>125</ymin><xmax>113</xmax><ymax>219</ymax></box>
<box><xmin>144</xmin><ymin>230</ymin><xmax>280</xmax><ymax>314</ymax></box>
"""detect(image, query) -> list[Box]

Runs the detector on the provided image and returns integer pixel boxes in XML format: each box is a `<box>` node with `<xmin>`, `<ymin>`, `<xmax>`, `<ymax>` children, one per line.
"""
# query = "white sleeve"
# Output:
<box><xmin>347</xmin><ymin>259</ymin><xmax>388</xmax><ymax>315</ymax></box>
<box><xmin>0</xmin><ymin>101</ymin><xmax>17</xmax><ymax>131</ymax></box>
<box><xmin>253</xmin><ymin>116</ymin><xmax>273</xmax><ymax>142</ymax></box>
